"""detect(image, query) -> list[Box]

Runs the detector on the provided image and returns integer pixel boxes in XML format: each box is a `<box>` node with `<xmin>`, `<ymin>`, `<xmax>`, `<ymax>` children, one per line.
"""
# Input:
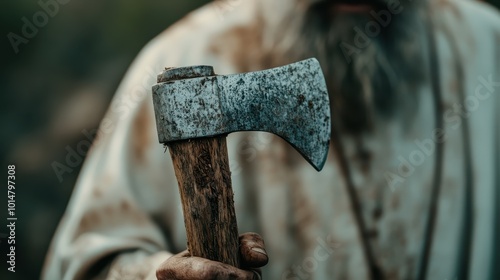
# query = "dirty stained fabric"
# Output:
<box><xmin>43</xmin><ymin>0</ymin><xmax>500</xmax><ymax>279</ymax></box>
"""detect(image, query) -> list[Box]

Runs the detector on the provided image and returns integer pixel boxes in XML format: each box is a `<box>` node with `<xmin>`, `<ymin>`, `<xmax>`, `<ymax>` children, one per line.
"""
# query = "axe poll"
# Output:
<box><xmin>151</xmin><ymin>58</ymin><xmax>331</xmax><ymax>266</ymax></box>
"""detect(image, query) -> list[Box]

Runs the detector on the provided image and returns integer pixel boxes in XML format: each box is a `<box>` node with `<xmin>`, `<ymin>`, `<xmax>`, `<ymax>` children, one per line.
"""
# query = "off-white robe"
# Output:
<box><xmin>43</xmin><ymin>0</ymin><xmax>500</xmax><ymax>279</ymax></box>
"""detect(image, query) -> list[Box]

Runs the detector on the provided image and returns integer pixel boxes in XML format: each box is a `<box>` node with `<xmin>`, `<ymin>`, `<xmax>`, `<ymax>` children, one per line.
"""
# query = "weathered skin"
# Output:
<box><xmin>43</xmin><ymin>0</ymin><xmax>500</xmax><ymax>279</ymax></box>
<box><xmin>156</xmin><ymin>233</ymin><xmax>268</xmax><ymax>280</ymax></box>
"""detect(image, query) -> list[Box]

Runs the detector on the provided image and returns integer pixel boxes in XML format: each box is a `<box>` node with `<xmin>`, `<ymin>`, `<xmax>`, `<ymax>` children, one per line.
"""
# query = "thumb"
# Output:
<box><xmin>239</xmin><ymin>232</ymin><xmax>269</xmax><ymax>268</ymax></box>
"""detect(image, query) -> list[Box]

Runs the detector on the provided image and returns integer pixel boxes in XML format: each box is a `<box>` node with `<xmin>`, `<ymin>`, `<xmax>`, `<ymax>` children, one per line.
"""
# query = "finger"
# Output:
<box><xmin>239</xmin><ymin>232</ymin><xmax>269</xmax><ymax>268</ymax></box>
<box><xmin>156</xmin><ymin>253</ymin><xmax>258</xmax><ymax>280</ymax></box>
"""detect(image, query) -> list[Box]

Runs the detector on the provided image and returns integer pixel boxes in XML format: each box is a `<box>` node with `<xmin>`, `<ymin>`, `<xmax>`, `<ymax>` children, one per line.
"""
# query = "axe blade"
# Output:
<box><xmin>152</xmin><ymin>58</ymin><xmax>331</xmax><ymax>171</ymax></box>
<box><xmin>219</xmin><ymin>58</ymin><xmax>331</xmax><ymax>171</ymax></box>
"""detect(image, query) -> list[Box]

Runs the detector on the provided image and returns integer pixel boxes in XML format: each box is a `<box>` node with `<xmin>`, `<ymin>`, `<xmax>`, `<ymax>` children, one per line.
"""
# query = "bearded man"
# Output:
<box><xmin>43</xmin><ymin>0</ymin><xmax>500</xmax><ymax>279</ymax></box>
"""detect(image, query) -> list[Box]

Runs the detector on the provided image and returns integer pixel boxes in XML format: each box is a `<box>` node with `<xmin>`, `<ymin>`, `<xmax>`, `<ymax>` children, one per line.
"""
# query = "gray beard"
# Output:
<box><xmin>269</xmin><ymin>0</ymin><xmax>429</xmax><ymax>135</ymax></box>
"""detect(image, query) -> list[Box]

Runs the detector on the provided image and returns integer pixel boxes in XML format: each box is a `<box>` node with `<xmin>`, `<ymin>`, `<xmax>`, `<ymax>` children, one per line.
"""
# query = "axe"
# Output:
<box><xmin>151</xmin><ymin>58</ymin><xmax>331</xmax><ymax>267</ymax></box>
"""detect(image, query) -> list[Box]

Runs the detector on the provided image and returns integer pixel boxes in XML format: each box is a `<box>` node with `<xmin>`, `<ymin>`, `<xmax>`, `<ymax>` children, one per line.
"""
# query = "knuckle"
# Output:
<box><xmin>242</xmin><ymin>232</ymin><xmax>262</xmax><ymax>241</ymax></box>
<box><xmin>241</xmin><ymin>232</ymin><xmax>265</xmax><ymax>247</ymax></box>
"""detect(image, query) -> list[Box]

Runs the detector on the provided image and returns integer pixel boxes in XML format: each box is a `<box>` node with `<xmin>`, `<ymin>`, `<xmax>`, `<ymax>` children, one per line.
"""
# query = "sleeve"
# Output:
<box><xmin>42</xmin><ymin>36</ymin><xmax>181</xmax><ymax>280</ymax></box>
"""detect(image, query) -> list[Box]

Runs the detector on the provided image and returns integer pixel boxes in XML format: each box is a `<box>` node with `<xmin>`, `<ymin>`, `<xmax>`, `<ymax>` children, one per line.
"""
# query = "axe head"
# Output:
<box><xmin>152</xmin><ymin>58</ymin><xmax>331</xmax><ymax>171</ymax></box>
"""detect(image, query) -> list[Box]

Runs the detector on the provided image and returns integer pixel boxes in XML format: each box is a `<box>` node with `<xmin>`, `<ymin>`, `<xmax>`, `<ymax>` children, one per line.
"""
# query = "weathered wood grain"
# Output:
<box><xmin>168</xmin><ymin>136</ymin><xmax>240</xmax><ymax>267</ymax></box>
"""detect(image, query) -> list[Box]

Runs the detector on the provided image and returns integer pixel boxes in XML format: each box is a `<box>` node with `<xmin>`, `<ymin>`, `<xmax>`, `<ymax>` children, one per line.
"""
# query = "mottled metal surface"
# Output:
<box><xmin>157</xmin><ymin>65</ymin><xmax>215</xmax><ymax>83</ymax></box>
<box><xmin>152</xmin><ymin>58</ymin><xmax>331</xmax><ymax>171</ymax></box>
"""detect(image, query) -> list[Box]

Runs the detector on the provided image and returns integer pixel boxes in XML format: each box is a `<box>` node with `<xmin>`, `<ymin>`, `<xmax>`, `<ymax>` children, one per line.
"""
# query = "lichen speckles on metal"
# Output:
<box><xmin>151</xmin><ymin>58</ymin><xmax>331</xmax><ymax>171</ymax></box>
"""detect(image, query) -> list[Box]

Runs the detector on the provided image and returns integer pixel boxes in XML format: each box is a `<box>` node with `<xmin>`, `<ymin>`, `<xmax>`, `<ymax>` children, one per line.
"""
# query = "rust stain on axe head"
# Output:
<box><xmin>152</xmin><ymin>58</ymin><xmax>331</xmax><ymax>171</ymax></box>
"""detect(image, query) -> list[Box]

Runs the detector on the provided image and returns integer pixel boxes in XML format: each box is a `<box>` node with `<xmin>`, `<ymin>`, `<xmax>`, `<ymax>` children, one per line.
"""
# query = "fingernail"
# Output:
<box><xmin>251</xmin><ymin>247</ymin><xmax>267</xmax><ymax>256</ymax></box>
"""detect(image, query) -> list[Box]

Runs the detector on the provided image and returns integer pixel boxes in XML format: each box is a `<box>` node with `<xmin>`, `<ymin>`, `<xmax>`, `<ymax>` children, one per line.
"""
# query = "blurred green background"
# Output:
<box><xmin>0</xmin><ymin>1</ymin><xmax>499</xmax><ymax>279</ymax></box>
<box><xmin>0</xmin><ymin>1</ymin><xmax>208</xmax><ymax>279</ymax></box>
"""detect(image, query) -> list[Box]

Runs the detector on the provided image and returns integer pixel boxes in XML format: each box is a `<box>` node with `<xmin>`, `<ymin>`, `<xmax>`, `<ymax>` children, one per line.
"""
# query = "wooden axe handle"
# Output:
<box><xmin>168</xmin><ymin>136</ymin><xmax>240</xmax><ymax>267</ymax></box>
